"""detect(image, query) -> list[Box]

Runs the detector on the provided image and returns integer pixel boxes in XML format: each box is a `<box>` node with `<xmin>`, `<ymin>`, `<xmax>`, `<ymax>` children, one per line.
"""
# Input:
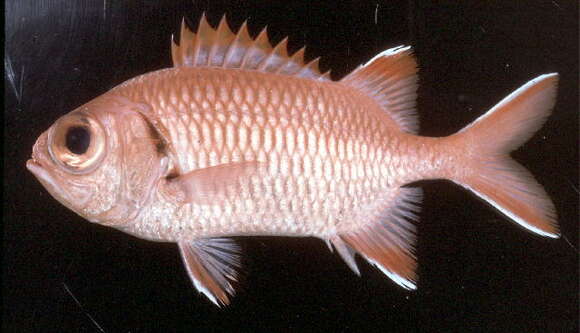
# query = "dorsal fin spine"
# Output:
<box><xmin>275</xmin><ymin>46</ymin><xmax>306</xmax><ymax>76</ymax></box>
<box><xmin>297</xmin><ymin>57</ymin><xmax>320</xmax><ymax>78</ymax></box>
<box><xmin>171</xmin><ymin>15</ymin><xmax>330</xmax><ymax>81</ymax></box>
<box><xmin>246</xmin><ymin>27</ymin><xmax>270</xmax><ymax>69</ymax></box>
<box><xmin>184</xmin><ymin>17</ymin><xmax>198</xmax><ymax>66</ymax></box>
<box><xmin>257</xmin><ymin>37</ymin><xmax>289</xmax><ymax>72</ymax></box>
<box><xmin>319</xmin><ymin>71</ymin><xmax>331</xmax><ymax>81</ymax></box>
<box><xmin>211</xmin><ymin>16</ymin><xmax>235</xmax><ymax>67</ymax></box>
<box><xmin>188</xmin><ymin>13</ymin><xmax>205</xmax><ymax>66</ymax></box>
<box><xmin>224</xmin><ymin>21</ymin><xmax>251</xmax><ymax>68</ymax></box>
<box><xmin>206</xmin><ymin>16</ymin><xmax>220</xmax><ymax>65</ymax></box>
<box><xmin>196</xmin><ymin>14</ymin><xmax>215</xmax><ymax>66</ymax></box>
<box><xmin>256</xmin><ymin>34</ymin><xmax>280</xmax><ymax>71</ymax></box>
<box><xmin>222</xmin><ymin>20</ymin><xmax>247</xmax><ymax>66</ymax></box>
<box><xmin>171</xmin><ymin>35</ymin><xmax>179</xmax><ymax>65</ymax></box>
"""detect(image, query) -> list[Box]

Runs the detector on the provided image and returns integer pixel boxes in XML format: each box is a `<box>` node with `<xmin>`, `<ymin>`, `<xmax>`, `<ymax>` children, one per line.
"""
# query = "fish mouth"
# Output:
<box><xmin>26</xmin><ymin>157</ymin><xmax>64</xmax><ymax>196</ymax></box>
<box><xmin>27</xmin><ymin>156</ymin><xmax>94</xmax><ymax>214</ymax></box>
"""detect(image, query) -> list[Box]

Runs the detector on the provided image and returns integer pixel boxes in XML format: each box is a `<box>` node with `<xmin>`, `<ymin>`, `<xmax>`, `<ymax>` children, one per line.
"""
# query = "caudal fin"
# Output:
<box><xmin>451</xmin><ymin>73</ymin><xmax>559</xmax><ymax>238</ymax></box>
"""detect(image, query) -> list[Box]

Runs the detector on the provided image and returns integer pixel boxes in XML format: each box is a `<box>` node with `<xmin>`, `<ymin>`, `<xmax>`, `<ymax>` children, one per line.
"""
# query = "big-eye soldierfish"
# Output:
<box><xmin>27</xmin><ymin>15</ymin><xmax>560</xmax><ymax>306</ymax></box>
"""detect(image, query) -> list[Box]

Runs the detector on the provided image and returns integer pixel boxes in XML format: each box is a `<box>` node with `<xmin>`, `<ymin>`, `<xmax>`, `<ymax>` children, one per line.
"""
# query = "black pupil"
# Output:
<box><xmin>65</xmin><ymin>126</ymin><xmax>91</xmax><ymax>154</ymax></box>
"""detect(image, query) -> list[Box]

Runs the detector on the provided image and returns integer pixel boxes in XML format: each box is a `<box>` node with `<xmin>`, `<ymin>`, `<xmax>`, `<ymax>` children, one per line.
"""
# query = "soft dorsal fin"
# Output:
<box><xmin>341</xmin><ymin>46</ymin><xmax>419</xmax><ymax>134</ymax></box>
<box><xmin>171</xmin><ymin>14</ymin><xmax>330</xmax><ymax>81</ymax></box>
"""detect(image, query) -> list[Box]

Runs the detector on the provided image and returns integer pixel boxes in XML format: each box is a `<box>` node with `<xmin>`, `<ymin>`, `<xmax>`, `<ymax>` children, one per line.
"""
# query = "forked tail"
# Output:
<box><xmin>447</xmin><ymin>73</ymin><xmax>559</xmax><ymax>237</ymax></box>
<box><xmin>331</xmin><ymin>48</ymin><xmax>559</xmax><ymax>290</ymax></box>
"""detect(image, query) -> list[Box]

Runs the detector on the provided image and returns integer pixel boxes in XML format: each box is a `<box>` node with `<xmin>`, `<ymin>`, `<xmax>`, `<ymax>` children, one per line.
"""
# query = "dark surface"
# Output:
<box><xmin>4</xmin><ymin>1</ymin><xmax>578</xmax><ymax>332</ymax></box>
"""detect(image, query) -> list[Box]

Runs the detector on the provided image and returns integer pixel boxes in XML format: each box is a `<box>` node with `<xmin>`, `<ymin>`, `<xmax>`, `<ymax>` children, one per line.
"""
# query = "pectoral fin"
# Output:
<box><xmin>163</xmin><ymin>161</ymin><xmax>266</xmax><ymax>205</ymax></box>
<box><xmin>178</xmin><ymin>239</ymin><xmax>241</xmax><ymax>306</ymax></box>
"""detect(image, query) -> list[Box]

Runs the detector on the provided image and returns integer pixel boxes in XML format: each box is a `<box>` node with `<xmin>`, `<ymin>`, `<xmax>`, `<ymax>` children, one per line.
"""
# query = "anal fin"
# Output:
<box><xmin>329</xmin><ymin>187</ymin><xmax>422</xmax><ymax>290</ymax></box>
<box><xmin>328</xmin><ymin>236</ymin><xmax>360</xmax><ymax>276</ymax></box>
<box><xmin>178</xmin><ymin>238</ymin><xmax>241</xmax><ymax>306</ymax></box>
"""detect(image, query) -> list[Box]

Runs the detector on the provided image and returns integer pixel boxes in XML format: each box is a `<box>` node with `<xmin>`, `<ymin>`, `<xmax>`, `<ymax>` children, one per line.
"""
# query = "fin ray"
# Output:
<box><xmin>341</xmin><ymin>46</ymin><xmax>419</xmax><ymax>133</ymax></box>
<box><xmin>328</xmin><ymin>236</ymin><xmax>360</xmax><ymax>275</ymax></box>
<box><xmin>451</xmin><ymin>73</ymin><xmax>559</xmax><ymax>237</ymax></box>
<box><xmin>178</xmin><ymin>238</ymin><xmax>241</xmax><ymax>306</ymax></box>
<box><xmin>329</xmin><ymin>187</ymin><xmax>422</xmax><ymax>289</ymax></box>
<box><xmin>162</xmin><ymin>161</ymin><xmax>266</xmax><ymax>205</ymax></box>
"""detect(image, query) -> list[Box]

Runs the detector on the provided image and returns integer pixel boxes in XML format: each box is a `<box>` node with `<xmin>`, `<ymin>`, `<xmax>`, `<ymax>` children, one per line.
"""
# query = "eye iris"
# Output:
<box><xmin>65</xmin><ymin>126</ymin><xmax>91</xmax><ymax>154</ymax></box>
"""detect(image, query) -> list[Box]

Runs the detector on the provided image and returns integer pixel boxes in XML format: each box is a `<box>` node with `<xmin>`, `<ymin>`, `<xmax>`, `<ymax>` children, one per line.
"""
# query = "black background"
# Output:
<box><xmin>4</xmin><ymin>1</ymin><xmax>578</xmax><ymax>332</ymax></box>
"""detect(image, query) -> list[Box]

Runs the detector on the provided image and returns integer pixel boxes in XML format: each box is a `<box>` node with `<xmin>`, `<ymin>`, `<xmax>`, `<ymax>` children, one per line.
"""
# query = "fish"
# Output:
<box><xmin>27</xmin><ymin>15</ymin><xmax>560</xmax><ymax>306</ymax></box>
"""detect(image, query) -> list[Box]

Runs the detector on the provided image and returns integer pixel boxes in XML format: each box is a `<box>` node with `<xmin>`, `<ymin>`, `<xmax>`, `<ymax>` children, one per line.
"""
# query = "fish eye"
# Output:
<box><xmin>48</xmin><ymin>112</ymin><xmax>107</xmax><ymax>174</ymax></box>
<box><xmin>65</xmin><ymin>126</ymin><xmax>91</xmax><ymax>155</ymax></box>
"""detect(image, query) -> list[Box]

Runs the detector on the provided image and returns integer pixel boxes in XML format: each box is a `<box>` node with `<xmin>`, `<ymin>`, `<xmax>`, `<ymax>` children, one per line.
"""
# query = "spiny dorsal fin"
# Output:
<box><xmin>341</xmin><ymin>46</ymin><xmax>419</xmax><ymax>134</ymax></box>
<box><xmin>171</xmin><ymin>14</ymin><xmax>330</xmax><ymax>81</ymax></box>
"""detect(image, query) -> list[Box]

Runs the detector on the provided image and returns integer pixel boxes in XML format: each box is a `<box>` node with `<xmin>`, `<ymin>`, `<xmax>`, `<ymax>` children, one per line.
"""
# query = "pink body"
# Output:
<box><xmin>111</xmin><ymin>67</ymin><xmax>446</xmax><ymax>241</ymax></box>
<box><xmin>27</xmin><ymin>16</ymin><xmax>559</xmax><ymax>305</ymax></box>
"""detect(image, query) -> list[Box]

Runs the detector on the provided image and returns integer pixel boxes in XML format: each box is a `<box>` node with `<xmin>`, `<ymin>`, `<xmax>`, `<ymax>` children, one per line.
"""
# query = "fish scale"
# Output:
<box><xmin>27</xmin><ymin>16</ymin><xmax>559</xmax><ymax>305</ymax></box>
<box><xmin>112</xmin><ymin>67</ymin><xmax>400</xmax><ymax>241</ymax></box>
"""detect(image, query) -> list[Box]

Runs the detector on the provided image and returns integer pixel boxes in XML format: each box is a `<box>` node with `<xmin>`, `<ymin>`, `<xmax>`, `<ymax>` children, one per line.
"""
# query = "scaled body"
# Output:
<box><xmin>112</xmin><ymin>67</ymin><xmax>436</xmax><ymax>241</ymax></box>
<box><xmin>27</xmin><ymin>16</ymin><xmax>559</xmax><ymax>306</ymax></box>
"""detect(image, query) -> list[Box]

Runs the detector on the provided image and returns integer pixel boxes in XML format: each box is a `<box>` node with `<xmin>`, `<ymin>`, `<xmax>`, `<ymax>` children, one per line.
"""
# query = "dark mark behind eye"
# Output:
<box><xmin>166</xmin><ymin>171</ymin><xmax>179</xmax><ymax>180</ymax></box>
<box><xmin>143</xmin><ymin>117</ymin><xmax>167</xmax><ymax>155</ymax></box>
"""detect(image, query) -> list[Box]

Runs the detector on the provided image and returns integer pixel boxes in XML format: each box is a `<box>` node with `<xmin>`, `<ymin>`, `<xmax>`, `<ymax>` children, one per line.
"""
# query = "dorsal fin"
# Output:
<box><xmin>171</xmin><ymin>14</ymin><xmax>330</xmax><ymax>81</ymax></box>
<box><xmin>341</xmin><ymin>46</ymin><xmax>419</xmax><ymax>134</ymax></box>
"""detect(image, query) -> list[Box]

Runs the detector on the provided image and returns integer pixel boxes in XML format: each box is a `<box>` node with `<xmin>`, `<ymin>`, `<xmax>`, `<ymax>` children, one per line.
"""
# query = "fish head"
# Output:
<box><xmin>27</xmin><ymin>95</ymin><xmax>166</xmax><ymax>226</ymax></box>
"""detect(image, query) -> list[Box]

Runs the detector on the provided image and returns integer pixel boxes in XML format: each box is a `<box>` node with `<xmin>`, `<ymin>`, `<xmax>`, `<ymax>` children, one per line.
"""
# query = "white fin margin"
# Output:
<box><xmin>178</xmin><ymin>238</ymin><xmax>241</xmax><ymax>307</ymax></box>
<box><xmin>452</xmin><ymin>73</ymin><xmax>559</xmax><ymax>237</ymax></box>
<box><xmin>341</xmin><ymin>46</ymin><xmax>419</xmax><ymax>134</ymax></box>
<box><xmin>330</xmin><ymin>187</ymin><xmax>422</xmax><ymax>289</ymax></box>
<box><xmin>328</xmin><ymin>236</ymin><xmax>361</xmax><ymax>276</ymax></box>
